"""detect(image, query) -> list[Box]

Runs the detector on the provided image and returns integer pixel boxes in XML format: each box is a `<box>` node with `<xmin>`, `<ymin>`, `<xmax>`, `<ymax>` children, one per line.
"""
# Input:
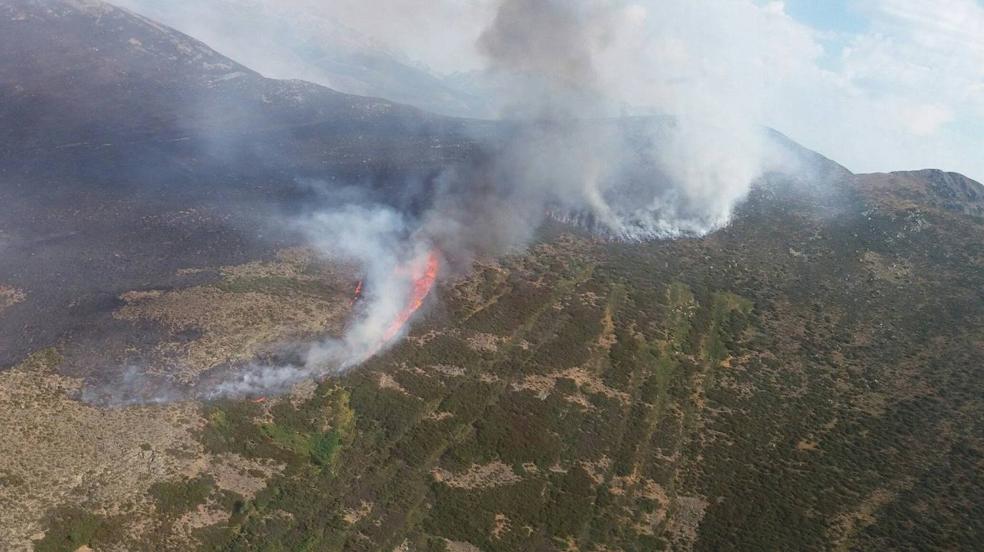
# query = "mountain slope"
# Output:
<box><xmin>0</xmin><ymin>0</ymin><xmax>479</xmax><ymax>368</ymax></box>
<box><xmin>1</xmin><ymin>1</ymin><xmax>983</xmax><ymax>551</ymax></box>
<box><xmin>111</xmin><ymin>0</ymin><xmax>489</xmax><ymax>118</ymax></box>
<box><xmin>0</xmin><ymin>0</ymin><xmax>412</xmax><ymax>145</ymax></box>
<box><xmin>0</xmin><ymin>0</ymin><xmax>489</xmax><ymax>178</ymax></box>
<box><xmin>6</xmin><ymin>164</ymin><xmax>983</xmax><ymax>551</ymax></box>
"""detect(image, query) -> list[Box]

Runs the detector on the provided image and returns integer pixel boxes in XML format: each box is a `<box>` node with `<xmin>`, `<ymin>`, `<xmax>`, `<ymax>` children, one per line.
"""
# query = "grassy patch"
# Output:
<box><xmin>35</xmin><ymin>508</ymin><xmax>104</xmax><ymax>552</ymax></box>
<box><xmin>215</xmin><ymin>276</ymin><xmax>338</xmax><ymax>298</ymax></box>
<box><xmin>701</xmin><ymin>292</ymin><xmax>752</xmax><ymax>364</ymax></box>
<box><xmin>34</xmin><ymin>507</ymin><xmax>135</xmax><ymax>552</ymax></box>
<box><xmin>149</xmin><ymin>475</ymin><xmax>215</xmax><ymax>516</ymax></box>
<box><xmin>19</xmin><ymin>347</ymin><xmax>64</xmax><ymax>371</ymax></box>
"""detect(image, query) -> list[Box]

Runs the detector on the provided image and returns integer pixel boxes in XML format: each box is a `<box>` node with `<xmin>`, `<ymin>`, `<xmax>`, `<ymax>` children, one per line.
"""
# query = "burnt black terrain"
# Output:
<box><xmin>0</xmin><ymin>0</ymin><xmax>485</xmax><ymax>368</ymax></box>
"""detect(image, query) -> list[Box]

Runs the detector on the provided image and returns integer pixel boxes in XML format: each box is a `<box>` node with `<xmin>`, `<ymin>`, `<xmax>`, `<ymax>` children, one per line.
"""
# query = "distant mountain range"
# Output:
<box><xmin>111</xmin><ymin>0</ymin><xmax>493</xmax><ymax>118</ymax></box>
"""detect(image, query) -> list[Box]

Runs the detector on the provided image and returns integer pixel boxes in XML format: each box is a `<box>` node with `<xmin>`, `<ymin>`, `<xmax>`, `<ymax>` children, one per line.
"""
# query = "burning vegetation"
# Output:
<box><xmin>381</xmin><ymin>249</ymin><xmax>441</xmax><ymax>345</ymax></box>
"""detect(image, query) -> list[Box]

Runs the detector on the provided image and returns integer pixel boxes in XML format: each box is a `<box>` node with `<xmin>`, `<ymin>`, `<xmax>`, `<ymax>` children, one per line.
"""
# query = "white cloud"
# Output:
<box><xmin>275</xmin><ymin>0</ymin><xmax>498</xmax><ymax>74</ymax></box>
<box><xmin>899</xmin><ymin>103</ymin><xmax>955</xmax><ymax>136</ymax></box>
<box><xmin>806</xmin><ymin>0</ymin><xmax>984</xmax><ymax>177</ymax></box>
<box><xmin>599</xmin><ymin>0</ymin><xmax>984</xmax><ymax>180</ymax></box>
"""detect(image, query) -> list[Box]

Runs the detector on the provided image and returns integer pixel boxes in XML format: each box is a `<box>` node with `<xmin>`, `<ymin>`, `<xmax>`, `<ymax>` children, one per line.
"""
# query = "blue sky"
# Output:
<box><xmin>816</xmin><ymin>1</ymin><xmax>980</xmax><ymax>180</ymax></box>
<box><xmin>784</xmin><ymin>0</ymin><xmax>870</xmax><ymax>33</ymax></box>
<box><xmin>749</xmin><ymin>0</ymin><xmax>984</xmax><ymax>180</ymax></box>
<box><xmin>782</xmin><ymin>0</ymin><xmax>870</xmax><ymax>69</ymax></box>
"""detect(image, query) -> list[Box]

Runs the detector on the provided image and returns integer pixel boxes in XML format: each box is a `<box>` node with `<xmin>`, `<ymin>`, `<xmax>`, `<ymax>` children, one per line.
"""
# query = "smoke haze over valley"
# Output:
<box><xmin>115</xmin><ymin>0</ymin><xmax>984</xmax><ymax>183</ymax></box>
<box><xmin>42</xmin><ymin>0</ymin><xmax>819</xmax><ymax>402</ymax></box>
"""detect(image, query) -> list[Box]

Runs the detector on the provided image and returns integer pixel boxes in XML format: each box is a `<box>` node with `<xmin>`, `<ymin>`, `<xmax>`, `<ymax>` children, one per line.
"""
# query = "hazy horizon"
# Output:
<box><xmin>113</xmin><ymin>0</ymin><xmax>984</xmax><ymax>183</ymax></box>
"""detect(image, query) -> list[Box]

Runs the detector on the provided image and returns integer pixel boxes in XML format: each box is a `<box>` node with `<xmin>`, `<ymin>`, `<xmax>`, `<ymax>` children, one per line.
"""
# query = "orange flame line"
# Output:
<box><xmin>350</xmin><ymin>279</ymin><xmax>363</xmax><ymax>306</ymax></box>
<box><xmin>355</xmin><ymin>249</ymin><xmax>440</xmax><ymax>363</ymax></box>
<box><xmin>381</xmin><ymin>250</ymin><xmax>440</xmax><ymax>344</ymax></box>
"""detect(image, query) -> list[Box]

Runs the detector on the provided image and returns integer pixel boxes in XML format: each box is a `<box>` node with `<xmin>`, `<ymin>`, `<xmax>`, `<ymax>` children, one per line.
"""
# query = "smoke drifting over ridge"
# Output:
<box><xmin>478</xmin><ymin>0</ymin><xmax>608</xmax><ymax>117</ymax></box>
<box><xmin>211</xmin><ymin>2</ymin><xmax>778</xmax><ymax>395</ymax></box>
<box><xmin>88</xmin><ymin>0</ymin><xmax>788</xmax><ymax>402</ymax></box>
<box><xmin>462</xmin><ymin>0</ymin><xmax>780</xmax><ymax>241</ymax></box>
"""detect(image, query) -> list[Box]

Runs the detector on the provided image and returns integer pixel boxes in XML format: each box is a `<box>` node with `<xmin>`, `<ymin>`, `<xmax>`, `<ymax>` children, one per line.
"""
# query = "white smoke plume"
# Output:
<box><xmin>89</xmin><ymin>0</ymin><xmax>796</xmax><ymax>403</ymax></box>
<box><xmin>112</xmin><ymin>0</ymin><xmax>792</xmax><ymax>239</ymax></box>
<box><xmin>474</xmin><ymin>0</ymin><xmax>780</xmax><ymax>240</ymax></box>
<box><xmin>201</xmin><ymin>202</ymin><xmax>437</xmax><ymax>399</ymax></box>
<box><xmin>79</xmin><ymin>198</ymin><xmax>440</xmax><ymax>403</ymax></box>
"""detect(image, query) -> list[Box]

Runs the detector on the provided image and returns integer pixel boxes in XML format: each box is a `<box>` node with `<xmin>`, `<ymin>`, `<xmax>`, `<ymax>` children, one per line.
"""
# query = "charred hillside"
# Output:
<box><xmin>0</xmin><ymin>0</ymin><xmax>480</xmax><ymax>367</ymax></box>
<box><xmin>0</xmin><ymin>0</ymin><xmax>841</xmax><ymax>370</ymax></box>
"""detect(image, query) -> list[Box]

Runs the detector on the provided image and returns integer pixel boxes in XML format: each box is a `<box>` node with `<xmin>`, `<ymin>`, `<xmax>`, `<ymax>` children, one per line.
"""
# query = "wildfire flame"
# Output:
<box><xmin>381</xmin><ymin>249</ymin><xmax>440</xmax><ymax>344</ymax></box>
<box><xmin>350</xmin><ymin>279</ymin><xmax>363</xmax><ymax>306</ymax></box>
<box><xmin>352</xmin><ymin>248</ymin><xmax>440</xmax><ymax>363</ymax></box>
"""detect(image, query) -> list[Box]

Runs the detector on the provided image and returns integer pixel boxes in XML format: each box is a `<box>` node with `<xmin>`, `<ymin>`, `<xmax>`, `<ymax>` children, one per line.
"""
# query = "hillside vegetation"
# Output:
<box><xmin>6</xmin><ymin>170</ymin><xmax>983</xmax><ymax>551</ymax></box>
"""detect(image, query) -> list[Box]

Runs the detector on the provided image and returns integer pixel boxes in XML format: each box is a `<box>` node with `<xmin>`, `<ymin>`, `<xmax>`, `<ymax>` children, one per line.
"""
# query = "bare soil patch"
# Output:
<box><xmin>432</xmin><ymin>461</ymin><xmax>521</xmax><ymax>490</ymax></box>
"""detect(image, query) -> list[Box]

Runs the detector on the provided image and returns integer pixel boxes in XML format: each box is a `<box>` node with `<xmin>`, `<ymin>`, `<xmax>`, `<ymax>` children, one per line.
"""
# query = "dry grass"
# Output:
<box><xmin>512</xmin><ymin>367</ymin><xmax>629</xmax><ymax>404</ymax></box>
<box><xmin>796</xmin><ymin>439</ymin><xmax>820</xmax><ymax>451</ymax></box>
<box><xmin>114</xmin><ymin>250</ymin><xmax>353</xmax><ymax>382</ymax></box>
<box><xmin>430</xmin><ymin>364</ymin><xmax>466</xmax><ymax>378</ymax></box>
<box><xmin>217</xmin><ymin>248</ymin><xmax>321</xmax><ymax>280</ymax></box>
<box><xmin>829</xmin><ymin>481</ymin><xmax>911</xmax><ymax>552</ymax></box>
<box><xmin>0</xmin><ymin>284</ymin><xmax>25</xmax><ymax>313</ymax></box>
<box><xmin>861</xmin><ymin>251</ymin><xmax>913</xmax><ymax>283</ymax></box>
<box><xmin>444</xmin><ymin>539</ymin><xmax>483</xmax><ymax>552</ymax></box>
<box><xmin>432</xmin><ymin>461</ymin><xmax>521</xmax><ymax>490</ymax></box>
<box><xmin>465</xmin><ymin>332</ymin><xmax>507</xmax><ymax>353</ymax></box>
<box><xmin>0</xmin><ymin>350</ymin><xmax>199</xmax><ymax>548</ymax></box>
<box><xmin>342</xmin><ymin>501</ymin><xmax>373</xmax><ymax>525</ymax></box>
<box><xmin>0</xmin><ymin>349</ymin><xmax>279</xmax><ymax>550</ymax></box>
<box><xmin>491</xmin><ymin>513</ymin><xmax>510</xmax><ymax>539</ymax></box>
<box><xmin>666</xmin><ymin>495</ymin><xmax>710</xmax><ymax>551</ymax></box>
<box><xmin>376</xmin><ymin>372</ymin><xmax>410</xmax><ymax>395</ymax></box>
<box><xmin>578</xmin><ymin>456</ymin><xmax>612</xmax><ymax>486</ymax></box>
